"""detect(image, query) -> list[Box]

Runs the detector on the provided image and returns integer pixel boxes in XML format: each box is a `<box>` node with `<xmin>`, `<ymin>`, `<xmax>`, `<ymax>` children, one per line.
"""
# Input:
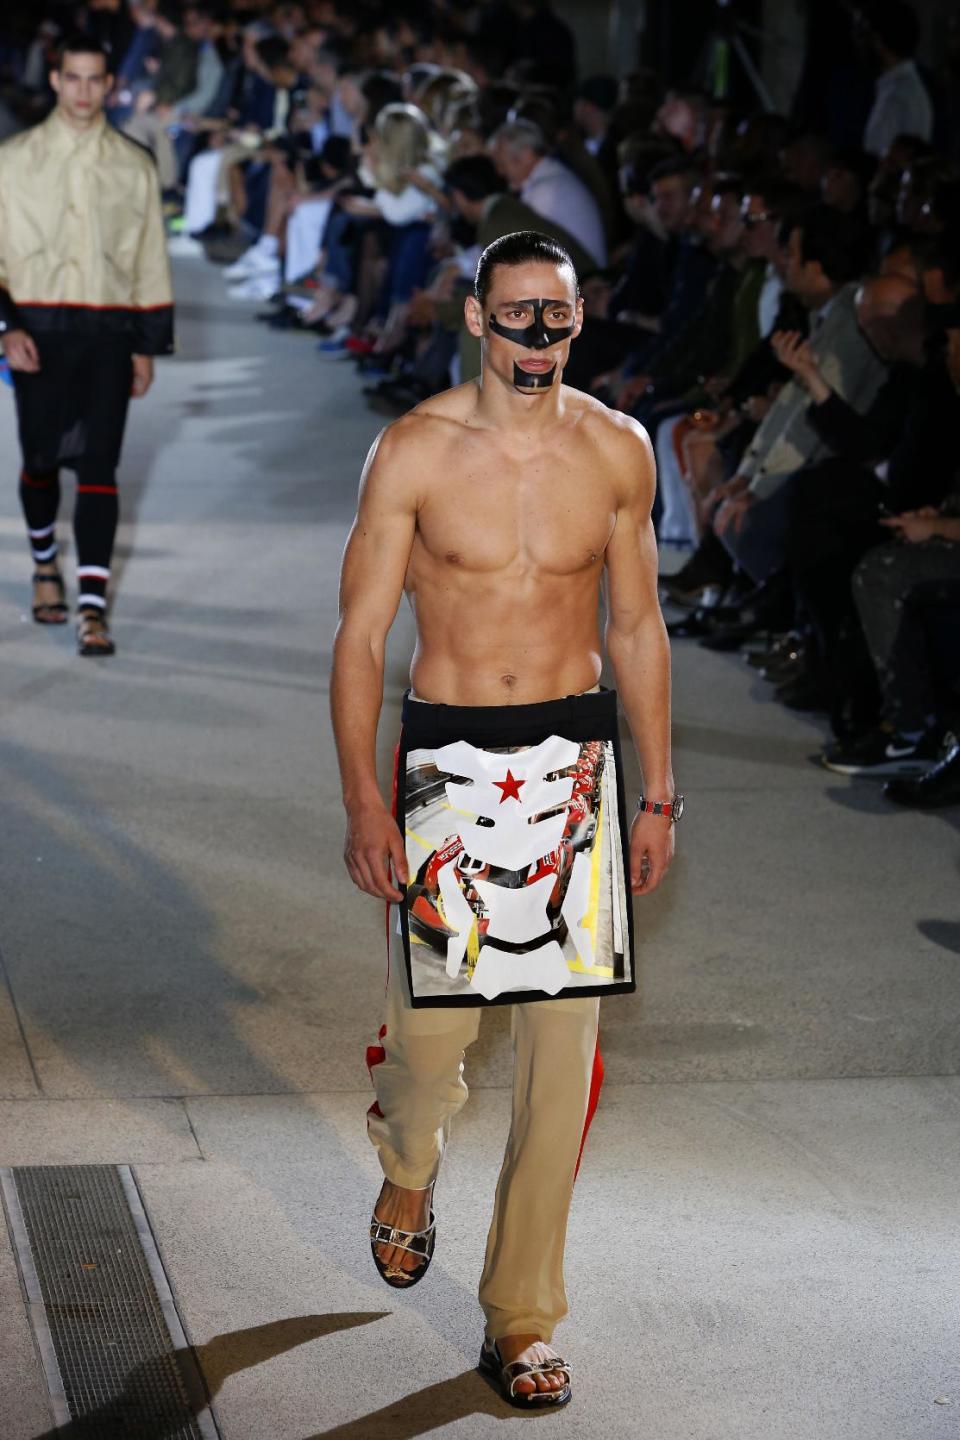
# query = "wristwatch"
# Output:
<box><xmin>637</xmin><ymin>794</ymin><xmax>684</xmax><ymax>823</ymax></box>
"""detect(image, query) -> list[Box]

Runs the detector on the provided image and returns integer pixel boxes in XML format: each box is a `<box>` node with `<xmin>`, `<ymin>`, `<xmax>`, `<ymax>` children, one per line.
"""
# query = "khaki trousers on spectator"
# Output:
<box><xmin>366</xmin><ymin>914</ymin><xmax>602</xmax><ymax>1341</ymax></box>
<box><xmin>123</xmin><ymin>112</ymin><xmax>179</xmax><ymax>191</ymax></box>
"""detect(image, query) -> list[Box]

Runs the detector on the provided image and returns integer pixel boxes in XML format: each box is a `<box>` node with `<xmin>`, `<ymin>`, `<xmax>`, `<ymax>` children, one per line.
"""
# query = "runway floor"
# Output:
<box><xmin>0</xmin><ymin>259</ymin><xmax>958</xmax><ymax>1439</ymax></box>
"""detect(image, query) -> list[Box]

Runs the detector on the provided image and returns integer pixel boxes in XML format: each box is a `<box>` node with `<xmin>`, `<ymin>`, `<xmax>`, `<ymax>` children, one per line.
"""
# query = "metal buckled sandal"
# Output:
<box><xmin>76</xmin><ymin>608</ymin><xmax>116</xmax><ymax>658</ymax></box>
<box><xmin>31</xmin><ymin>570</ymin><xmax>69</xmax><ymax>624</ymax></box>
<box><xmin>369</xmin><ymin>1185</ymin><xmax>436</xmax><ymax>1288</ymax></box>
<box><xmin>478</xmin><ymin>1337</ymin><xmax>572</xmax><ymax>1409</ymax></box>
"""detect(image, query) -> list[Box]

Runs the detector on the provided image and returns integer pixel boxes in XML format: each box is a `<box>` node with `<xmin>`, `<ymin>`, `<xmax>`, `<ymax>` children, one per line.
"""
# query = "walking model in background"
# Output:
<box><xmin>332</xmin><ymin>231</ymin><xmax>680</xmax><ymax>1413</ymax></box>
<box><xmin>0</xmin><ymin>35</ymin><xmax>173</xmax><ymax>656</ymax></box>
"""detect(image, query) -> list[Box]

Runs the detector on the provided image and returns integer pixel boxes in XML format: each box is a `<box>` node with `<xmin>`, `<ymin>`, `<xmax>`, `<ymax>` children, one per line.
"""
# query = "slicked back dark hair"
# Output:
<box><xmin>474</xmin><ymin>230</ymin><xmax>578</xmax><ymax>306</ymax></box>
<box><xmin>56</xmin><ymin>34</ymin><xmax>110</xmax><ymax>70</ymax></box>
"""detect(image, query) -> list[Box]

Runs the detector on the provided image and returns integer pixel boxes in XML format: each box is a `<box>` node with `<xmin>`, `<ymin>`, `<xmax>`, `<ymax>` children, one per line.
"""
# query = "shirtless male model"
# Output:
<box><xmin>0</xmin><ymin>36</ymin><xmax>173</xmax><ymax>656</ymax></box>
<box><xmin>331</xmin><ymin>231</ymin><xmax>679</xmax><ymax>1411</ymax></box>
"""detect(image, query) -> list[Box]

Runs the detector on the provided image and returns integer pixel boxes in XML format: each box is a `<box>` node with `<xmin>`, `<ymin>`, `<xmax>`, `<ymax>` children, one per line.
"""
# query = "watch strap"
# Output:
<box><xmin>637</xmin><ymin>795</ymin><xmax>684</xmax><ymax>822</ymax></box>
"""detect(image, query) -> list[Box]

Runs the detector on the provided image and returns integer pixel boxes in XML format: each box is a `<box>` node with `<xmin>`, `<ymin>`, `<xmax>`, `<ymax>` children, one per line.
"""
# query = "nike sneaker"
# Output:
<box><xmin>820</xmin><ymin>724</ymin><xmax>943</xmax><ymax>777</ymax></box>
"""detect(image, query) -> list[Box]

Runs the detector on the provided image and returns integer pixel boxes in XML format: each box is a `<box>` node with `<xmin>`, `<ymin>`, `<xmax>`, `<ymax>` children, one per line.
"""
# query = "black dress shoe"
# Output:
<box><xmin>761</xmin><ymin>646</ymin><xmax>810</xmax><ymax>684</ymax></box>
<box><xmin>745</xmin><ymin>631</ymin><xmax>801</xmax><ymax>670</ymax></box>
<box><xmin>884</xmin><ymin>740</ymin><xmax>960</xmax><ymax>807</ymax></box>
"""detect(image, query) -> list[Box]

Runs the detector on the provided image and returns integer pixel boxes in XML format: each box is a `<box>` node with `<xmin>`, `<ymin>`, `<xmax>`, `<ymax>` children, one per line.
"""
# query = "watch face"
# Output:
<box><xmin>672</xmin><ymin>794</ymin><xmax>685</xmax><ymax>822</ymax></box>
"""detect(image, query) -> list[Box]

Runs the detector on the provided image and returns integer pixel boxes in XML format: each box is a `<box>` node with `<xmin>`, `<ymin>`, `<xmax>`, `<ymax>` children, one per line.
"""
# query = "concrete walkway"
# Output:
<box><xmin>0</xmin><ymin>259</ymin><xmax>958</xmax><ymax>1440</ymax></box>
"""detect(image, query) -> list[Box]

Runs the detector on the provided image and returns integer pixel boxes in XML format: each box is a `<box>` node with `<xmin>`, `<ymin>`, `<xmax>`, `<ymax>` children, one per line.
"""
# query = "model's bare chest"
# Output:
<box><xmin>414</xmin><ymin>442</ymin><xmax>617</xmax><ymax>577</ymax></box>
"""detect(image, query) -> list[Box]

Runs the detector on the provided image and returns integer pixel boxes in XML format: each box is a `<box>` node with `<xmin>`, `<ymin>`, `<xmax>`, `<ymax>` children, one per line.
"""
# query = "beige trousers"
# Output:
<box><xmin>367</xmin><ymin>915</ymin><xmax>602</xmax><ymax>1341</ymax></box>
<box><xmin>123</xmin><ymin>112</ymin><xmax>179</xmax><ymax>191</ymax></box>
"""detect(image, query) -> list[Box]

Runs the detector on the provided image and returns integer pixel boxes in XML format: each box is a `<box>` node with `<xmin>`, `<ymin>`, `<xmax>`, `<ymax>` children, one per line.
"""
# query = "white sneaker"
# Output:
<box><xmin>166</xmin><ymin>235</ymin><xmax>206</xmax><ymax>259</ymax></box>
<box><xmin>223</xmin><ymin>246</ymin><xmax>280</xmax><ymax>281</ymax></box>
<box><xmin>228</xmin><ymin>273</ymin><xmax>281</xmax><ymax>301</ymax></box>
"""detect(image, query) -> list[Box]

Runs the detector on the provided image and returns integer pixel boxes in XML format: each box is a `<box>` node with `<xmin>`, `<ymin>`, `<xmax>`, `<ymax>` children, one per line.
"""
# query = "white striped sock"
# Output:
<box><xmin>32</xmin><ymin>543</ymin><xmax>59</xmax><ymax>562</ymax></box>
<box><xmin>76</xmin><ymin>593</ymin><xmax>107</xmax><ymax>610</ymax></box>
<box><xmin>77</xmin><ymin>566</ymin><xmax>110</xmax><ymax>580</ymax></box>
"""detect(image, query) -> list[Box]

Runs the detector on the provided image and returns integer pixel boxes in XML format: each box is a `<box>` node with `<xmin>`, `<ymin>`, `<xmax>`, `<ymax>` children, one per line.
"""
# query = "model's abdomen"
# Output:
<box><xmin>406</xmin><ymin>563</ymin><xmax>605</xmax><ymax>705</ymax></box>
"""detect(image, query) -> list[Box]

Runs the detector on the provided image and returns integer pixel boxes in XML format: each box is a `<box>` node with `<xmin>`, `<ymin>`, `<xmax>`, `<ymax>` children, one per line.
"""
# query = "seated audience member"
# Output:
<box><xmin>653</xmin><ymin>90</ymin><xmax>708</xmax><ymax>155</ymax></box>
<box><xmin>866</xmin><ymin>132</ymin><xmax>933</xmax><ymax>253</ymax></box>
<box><xmin>609</xmin><ymin>176</ymin><xmax>757</xmax><ymax>425</ymax></box>
<box><xmin>561</xmin><ymin>153</ymin><xmax>700</xmax><ymax>391</ymax></box>
<box><xmin>729</xmin><ymin>111</ymin><xmax>793</xmax><ymax>180</ymax></box>
<box><xmin>896</xmin><ymin>155</ymin><xmax>960</xmax><ymax>238</ymax></box>
<box><xmin>580</xmin><ymin>157</ymin><xmax>715</xmax><ymax>398</ymax></box>
<box><xmin>779</xmin><ymin>130</ymin><xmax>834</xmax><ymax>194</ymax></box>
<box><xmin>820</xmin><ymin>146</ymin><xmax>872</xmax><ymax>216</ymax></box>
<box><xmin>821</xmin><ymin>489</ymin><xmax>960</xmax><ymax>782</ymax></box>
<box><xmin>862</xmin><ymin>0</ymin><xmax>934</xmax><ymax>157</ymax></box>
<box><xmin>278</xmin><ymin>135</ymin><xmax>354</xmax><ymax>290</ymax></box>
<box><xmin>488</xmin><ymin>118</ymin><xmax>607</xmax><ymax>267</ymax></box>
<box><xmin>710</xmin><ymin>208</ymin><xmax>888</xmax><ymax>587</ymax></box>
<box><xmin>506</xmin><ymin>88</ymin><xmax>615</xmax><ymax>239</ymax></box>
<box><xmin>772</xmin><ymin>274</ymin><xmax>960</xmax><ymax>721</ymax></box>
<box><xmin>655</xmin><ymin>182</ymin><xmax>808</xmax><ymax>565</ymax></box>
<box><xmin>167</xmin><ymin>5</ymin><xmax>224</xmax><ymax>128</ymax></box>
<box><xmin>314</xmin><ymin>102</ymin><xmax>442</xmax><ymax>354</ymax></box>
<box><xmin>181</xmin><ymin>27</ymin><xmax>293</xmax><ymax>242</ymax></box>
<box><xmin>573</xmin><ymin>74</ymin><xmax>618</xmax><ymax>160</ymax></box>
<box><xmin>444</xmin><ymin>153</ymin><xmax>596</xmax><ymax>383</ymax></box>
<box><xmin>123</xmin><ymin>1</ymin><xmax>200</xmax><ymax>191</ymax></box>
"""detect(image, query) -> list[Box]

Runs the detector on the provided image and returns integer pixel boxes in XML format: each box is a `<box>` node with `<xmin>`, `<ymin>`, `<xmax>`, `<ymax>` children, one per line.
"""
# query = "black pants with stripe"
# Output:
<box><xmin>13</xmin><ymin>334</ymin><xmax>133</xmax><ymax>611</ymax></box>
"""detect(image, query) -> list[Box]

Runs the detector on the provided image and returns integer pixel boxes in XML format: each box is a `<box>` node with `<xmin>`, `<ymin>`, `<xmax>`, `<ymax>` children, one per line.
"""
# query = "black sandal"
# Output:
<box><xmin>76</xmin><ymin>608</ymin><xmax>116</xmax><ymax>658</ymax></box>
<box><xmin>478</xmin><ymin>1337</ymin><xmax>572</xmax><ymax>1409</ymax></box>
<box><xmin>369</xmin><ymin>1185</ymin><xmax>436</xmax><ymax>1288</ymax></box>
<box><xmin>32</xmin><ymin>570</ymin><xmax>69</xmax><ymax>625</ymax></box>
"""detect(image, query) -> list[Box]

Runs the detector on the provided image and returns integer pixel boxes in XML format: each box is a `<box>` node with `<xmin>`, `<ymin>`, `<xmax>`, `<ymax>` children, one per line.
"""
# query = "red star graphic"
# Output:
<box><xmin>492</xmin><ymin>768</ymin><xmax>525</xmax><ymax>803</ymax></box>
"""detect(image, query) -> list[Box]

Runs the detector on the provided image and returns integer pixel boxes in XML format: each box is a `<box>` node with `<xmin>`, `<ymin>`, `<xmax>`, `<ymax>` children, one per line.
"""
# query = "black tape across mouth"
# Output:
<box><xmin>513</xmin><ymin>361</ymin><xmax>557</xmax><ymax>390</ymax></box>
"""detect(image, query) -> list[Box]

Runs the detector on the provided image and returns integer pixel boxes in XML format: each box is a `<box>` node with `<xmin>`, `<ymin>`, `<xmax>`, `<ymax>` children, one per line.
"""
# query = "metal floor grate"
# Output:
<box><xmin>3</xmin><ymin>1165</ymin><xmax>217</xmax><ymax>1439</ymax></box>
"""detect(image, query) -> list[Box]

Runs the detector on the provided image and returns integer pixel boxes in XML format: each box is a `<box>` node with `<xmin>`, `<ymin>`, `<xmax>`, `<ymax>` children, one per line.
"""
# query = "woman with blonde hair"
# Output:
<box><xmin>317</xmin><ymin>103</ymin><xmax>443</xmax><ymax>355</ymax></box>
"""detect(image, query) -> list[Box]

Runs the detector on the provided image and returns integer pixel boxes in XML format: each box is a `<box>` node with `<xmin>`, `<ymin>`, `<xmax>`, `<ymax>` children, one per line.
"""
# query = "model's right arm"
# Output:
<box><xmin>0</xmin><ymin>152</ymin><xmax>39</xmax><ymax>373</ymax></box>
<box><xmin>331</xmin><ymin>423</ymin><xmax>419</xmax><ymax>901</ymax></box>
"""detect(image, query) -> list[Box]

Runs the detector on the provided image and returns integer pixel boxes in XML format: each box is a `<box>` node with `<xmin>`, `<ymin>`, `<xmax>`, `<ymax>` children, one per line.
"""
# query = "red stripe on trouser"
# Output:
<box><xmin>21</xmin><ymin>470</ymin><xmax>57</xmax><ymax>489</ymax></box>
<box><xmin>366</xmin><ymin>1024</ymin><xmax>387</xmax><ymax>1120</ymax></box>
<box><xmin>77</xmin><ymin>485</ymin><xmax>118</xmax><ymax>495</ymax></box>
<box><xmin>574</xmin><ymin>1039</ymin><xmax>605</xmax><ymax>1180</ymax></box>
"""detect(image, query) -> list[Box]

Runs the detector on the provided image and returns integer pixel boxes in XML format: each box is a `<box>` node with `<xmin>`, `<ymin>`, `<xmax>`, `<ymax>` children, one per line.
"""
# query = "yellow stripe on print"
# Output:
<box><xmin>466</xmin><ymin>918</ymin><xmax>480</xmax><ymax>980</ymax></box>
<box><xmin>566</xmin><ymin>797</ymin><xmax>614</xmax><ymax>977</ymax></box>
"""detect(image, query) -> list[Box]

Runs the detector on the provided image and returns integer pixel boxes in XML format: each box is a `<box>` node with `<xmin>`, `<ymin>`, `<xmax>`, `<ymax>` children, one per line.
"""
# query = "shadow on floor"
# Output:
<box><xmin>917</xmin><ymin>919</ymin><xmax>960</xmax><ymax>955</ymax></box>
<box><xmin>306</xmin><ymin>1368</ymin><xmax>547</xmax><ymax>1437</ymax></box>
<box><xmin>32</xmin><ymin>1312</ymin><xmax>388</xmax><ymax>1439</ymax></box>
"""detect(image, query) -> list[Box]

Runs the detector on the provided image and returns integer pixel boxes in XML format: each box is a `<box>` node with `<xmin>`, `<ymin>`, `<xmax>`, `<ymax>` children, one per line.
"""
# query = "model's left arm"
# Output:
<box><xmin>130</xmin><ymin>164</ymin><xmax>175</xmax><ymax>381</ymax></box>
<box><xmin>604</xmin><ymin>420</ymin><xmax>676</xmax><ymax>895</ymax></box>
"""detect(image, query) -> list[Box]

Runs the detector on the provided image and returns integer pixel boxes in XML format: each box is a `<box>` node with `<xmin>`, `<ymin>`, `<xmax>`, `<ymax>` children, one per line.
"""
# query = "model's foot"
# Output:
<box><xmin>495</xmin><ymin>1335</ymin><xmax>569</xmax><ymax>1395</ymax></box>
<box><xmin>76</xmin><ymin>608</ymin><xmax>116</xmax><ymax>657</ymax></box>
<box><xmin>32</xmin><ymin>563</ymin><xmax>69</xmax><ymax>624</ymax></box>
<box><xmin>372</xmin><ymin>1179</ymin><xmax>432</xmax><ymax>1276</ymax></box>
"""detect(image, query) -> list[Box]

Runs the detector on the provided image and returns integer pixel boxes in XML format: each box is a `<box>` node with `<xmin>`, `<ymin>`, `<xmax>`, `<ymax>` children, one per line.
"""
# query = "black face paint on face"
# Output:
<box><xmin>512</xmin><ymin>361</ymin><xmax>557</xmax><ymax>389</ymax></box>
<box><xmin>488</xmin><ymin>298</ymin><xmax>575</xmax><ymax>351</ymax></box>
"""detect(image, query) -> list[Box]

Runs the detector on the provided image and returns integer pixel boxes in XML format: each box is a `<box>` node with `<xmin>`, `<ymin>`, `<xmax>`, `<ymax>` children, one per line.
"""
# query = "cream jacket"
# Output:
<box><xmin>0</xmin><ymin>109</ymin><xmax>174</xmax><ymax>353</ymax></box>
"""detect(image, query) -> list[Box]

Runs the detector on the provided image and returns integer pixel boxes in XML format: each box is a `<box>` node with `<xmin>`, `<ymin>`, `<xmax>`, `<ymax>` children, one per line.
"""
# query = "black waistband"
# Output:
<box><xmin>400</xmin><ymin>685</ymin><xmax>618</xmax><ymax>749</ymax></box>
